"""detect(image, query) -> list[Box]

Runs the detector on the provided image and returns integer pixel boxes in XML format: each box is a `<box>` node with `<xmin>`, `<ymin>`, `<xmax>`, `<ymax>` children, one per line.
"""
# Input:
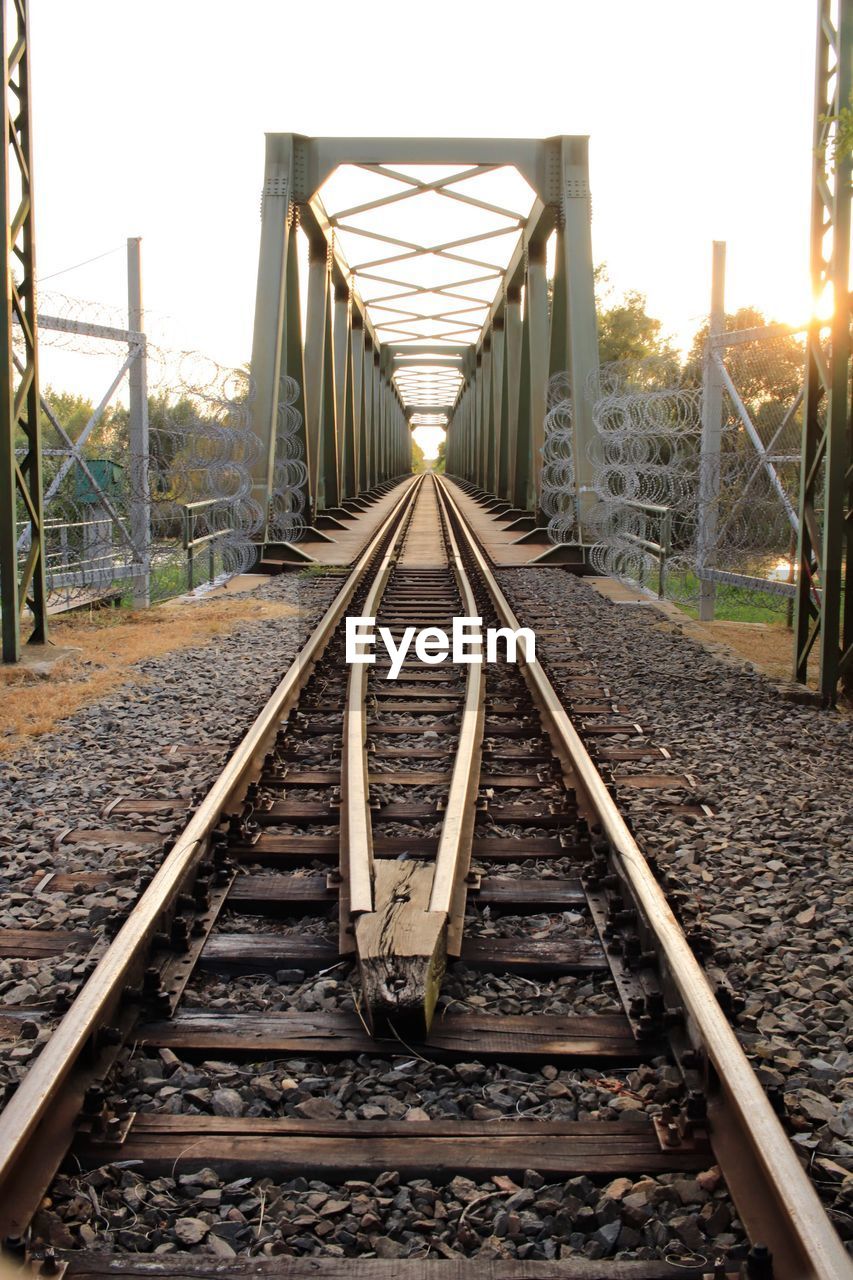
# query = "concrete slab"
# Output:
<box><xmin>297</xmin><ymin>479</ymin><xmax>416</xmax><ymax>566</ymax></box>
<box><xmin>442</xmin><ymin>480</ymin><xmax>547</xmax><ymax>566</ymax></box>
<box><xmin>400</xmin><ymin>478</ymin><xmax>447</xmax><ymax>567</ymax></box>
<box><xmin>585</xmin><ymin>577</ymin><xmax>659</xmax><ymax>606</ymax></box>
<box><xmin>201</xmin><ymin>574</ymin><xmax>268</xmax><ymax>598</ymax></box>
<box><xmin>13</xmin><ymin>643</ymin><xmax>81</xmax><ymax>676</ymax></box>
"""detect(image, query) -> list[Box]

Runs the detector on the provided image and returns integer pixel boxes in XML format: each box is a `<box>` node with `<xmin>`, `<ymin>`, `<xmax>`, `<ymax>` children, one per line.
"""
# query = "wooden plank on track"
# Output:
<box><xmin>472</xmin><ymin>837</ymin><xmax>563</xmax><ymax>855</ymax></box>
<box><xmin>459</xmin><ymin>935</ymin><xmax>605</xmax><ymax>973</ymax></box>
<box><xmin>231</xmin><ymin>835</ymin><xmax>573</xmax><ymax>863</ymax></box>
<box><xmin>227</xmin><ymin>874</ymin><xmax>585</xmax><ymax>912</ymax></box>
<box><xmin>63</xmin><ymin>1256</ymin><xmax>724</xmax><ymax>1279</ymax></box>
<box><xmin>475</xmin><ymin>808</ymin><xmax>571</xmax><ymax>828</ymax></box>
<box><xmin>0</xmin><ymin>928</ymin><xmax>94</xmax><ymax>959</ymax></box>
<box><xmin>22</xmin><ymin>871</ymin><xmax>135</xmax><ymax>893</ymax></box>
<box><xmin>472</xmin><ymin>876</ymin><xmax>585</xmax><ymax>907</ymax></box>
<box><xmin>267</xmin><ymin>770</ymin><xmax>550</xmax><ymax>790</ymax></box>
<box><xmin>199</xmin><ymin>934</ymin><xmax>337</xmax><ymax>972</ymax></box>
<box><xmin>138</xmin><ymin>1009</ymin><xmax>650</xmax><ymax>1061</ymax></box>
<box><xmin>55</xmin><ymin>829</ymin><xmax>162</xmax><ymax>848</ymax></box>
<box><xmin>199</xmin><ymin>933</ymin><xmax>606</xmax><ymax>974</ymax></box>
<box><xmin>228</xmin><ymin>874</ymin><xmax>335</xmax><ymax>910</ymax></box>
<box><xmin>72</xmin><ymin>1114</ymin><xmax>708</xmax><ymax>1179</ymax></box>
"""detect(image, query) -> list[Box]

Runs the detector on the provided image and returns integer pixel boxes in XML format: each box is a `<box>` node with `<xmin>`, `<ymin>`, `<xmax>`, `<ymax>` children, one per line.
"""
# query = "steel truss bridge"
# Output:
<box><xmin>0</xmin><ymin>2</ymin><xmax>851</xmax><ymax>703</ymax></box>
<box><xmin>247</xmin><ymin>134</ymin><xmax>598</xmax><ymax>534</ymax></box>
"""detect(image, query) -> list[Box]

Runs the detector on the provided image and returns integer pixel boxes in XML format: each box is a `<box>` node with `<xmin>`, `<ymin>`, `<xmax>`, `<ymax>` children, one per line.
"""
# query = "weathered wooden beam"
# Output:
<box><xmin>72</xmin><ymin>1115</ymin><xmax>709</xmax><ymax>1180</ymax></box>
<box><xmin>138</xmin><ymin>1009</ymin><xmax>649</xmax><ymax>1061</ymax></box>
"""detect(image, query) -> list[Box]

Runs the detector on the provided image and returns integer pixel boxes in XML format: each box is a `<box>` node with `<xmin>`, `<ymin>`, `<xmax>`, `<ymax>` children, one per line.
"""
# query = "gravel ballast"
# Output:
<box><xmin>0</xmin><ymin>573</ymin><xmax>340</xmax><ymax>1078</ymax></box>
<box><xmin>501</xmin><ymin>567</ymin><xmax>853</xmax><ymax>1243</ymax></box>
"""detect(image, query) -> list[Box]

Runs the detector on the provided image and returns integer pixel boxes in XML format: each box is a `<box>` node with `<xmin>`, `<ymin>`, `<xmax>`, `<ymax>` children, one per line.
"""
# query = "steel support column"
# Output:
<box><xmin>350</xmin><ymin>311</ymin><xmax>365</xmax><ymax>496</ymax></box>
<box><xmin>0</xmin><ymin>0</ymin><xmax>46</xmax><ymax>661</ymax></box>
<box><xmin>504</xmin><ymin>285</ymin><xmax>522</xmax><ymax>502</ymax></box>
<box><xmin>557</xmin><ymin>137</ymin><xmax>599</xmax><ymax>527</ymax></box>
<box><xmin>794</xmin><ymin>0</ymin><xmax>852</xmax><ymax>701</ymax></box>
<box><xmin>527</xmin><ymin>237</ymin><xmax>550</xmax><ymax>516</ymax></box>
<box><xmin>304</xmin><ymin>239</ymin><xmax>332</xmax><ymax>515</ymax></box>
<box><xmin>482</xmin><ymin>336</ymin><xmax>495</xmax><ymax>492</ymax></box>
<box><xmin>513</xmin><ymin>267</ymin><xmax>533</xmax><ymax>510</ymax></box>
<box><xmin>248</xmin><ymin>133</ymin><xmax>295</xmax><ymax>538</ymax></box>
<box><xmin>491</xmin><ymin>316</ymin><xmax>505</xmax><ymax>495</ymax></box>
<box><xmin>283</xmin><ymin>215</ymin><xmax>310</xmax><ymax>521</ymax></box>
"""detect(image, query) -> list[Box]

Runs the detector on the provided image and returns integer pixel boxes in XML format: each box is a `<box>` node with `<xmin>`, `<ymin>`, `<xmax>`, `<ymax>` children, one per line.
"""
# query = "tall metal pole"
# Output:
<box><xmin>527</xmin><ymin>237</ymin><xmax>549</xmax><ymax>517</ymax></box>
<box><xmin>248</xmin><ymin>133</ymin><xmax>294</xmax><ymax>539</ymax></box>
<box><xmin>0</xmin><ymin>0</ymin><xmax>45</xmax><ymax>661</ymax></box>
<box><xmin>127</xmin><ymin>238</ymin><xmax>150</xmax><ymax>608</ymax></box>
<box><xmin>559</xmin><ymin>136</ymin><xmax>599</xmax><ymax>532</ymax></box>
<box><xmin>697</xmin><ymin>241</ymin><xmax>726</xmax><ymax>623</ymax></box>
<box><xmin>794</xmin><ymin>0</ymin><xmax>852</xmax><ymax>701</ymax></box>
<box><xmin>304</xmin><ymin>239</ymin><xmax>330</xmax><ymax>516</ymax></box>
<box><xmin>504</xmin><ymin>285</ymin><xmax>522</xmax><ymax>502</ymax></box>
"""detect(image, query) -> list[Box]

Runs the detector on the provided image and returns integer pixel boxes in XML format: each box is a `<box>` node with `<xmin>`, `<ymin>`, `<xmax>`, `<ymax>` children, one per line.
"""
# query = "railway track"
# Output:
<box><xmin>0</xmin><ymin>474</ymin><xmax>848</xmax><ymax>1280</ymax></box>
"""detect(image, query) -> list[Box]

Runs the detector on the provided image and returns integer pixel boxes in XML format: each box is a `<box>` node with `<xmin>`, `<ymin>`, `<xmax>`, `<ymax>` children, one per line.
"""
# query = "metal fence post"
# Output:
<box><xmin>127</xmin><ymin>237</ymin><xmax>150</xmax><ymax>608</ymax></box>
<box><xmin>697</xmin><ymin>241</ymin><xmax>726</xmax><ymax>622</ymax></box>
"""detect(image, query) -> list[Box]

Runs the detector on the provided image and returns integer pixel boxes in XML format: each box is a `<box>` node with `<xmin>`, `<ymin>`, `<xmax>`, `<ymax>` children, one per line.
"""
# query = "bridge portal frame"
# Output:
<box><xmin>249</xmin><ymin>136</ymin><xmax>599</xmax><ymax>540</ymax></box>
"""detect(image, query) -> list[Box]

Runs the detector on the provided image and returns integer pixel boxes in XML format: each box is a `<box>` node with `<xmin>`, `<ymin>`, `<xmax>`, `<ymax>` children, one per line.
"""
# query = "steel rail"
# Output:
<box><xmin>342</xmin><ymin>474</ymin><xmax>425</xmax><ymax>918</ymax></box>
<box><xmin>349</xmin><ymin>473</ymin><xmax>484</xmax><ymax>1026</ymax></box>
<box><xmin>428</xmin><ymin>476</ymin><xmax>484</xmax><ymax>921</ymax></box>
<box><xmin>437</xmin><ymin>476</ymin><xmax>851</xmax><ymax>1280</ymax></box>
<box><xmin>0</xmin><ymin>476</ymin><xmax>419</xmax><ymax>1230</ymax></box>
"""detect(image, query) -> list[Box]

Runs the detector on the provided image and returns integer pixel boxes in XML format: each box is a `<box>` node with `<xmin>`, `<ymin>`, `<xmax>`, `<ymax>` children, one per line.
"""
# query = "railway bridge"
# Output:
<box><xmin>0</xmin><ymin>6</ymin><xmax>851</xmax><ymax>1280</ymax></box>
<box><xmin>246</xmin><ymin>134</ymin><xmax>598</xmax><ymax>549</ymax></box>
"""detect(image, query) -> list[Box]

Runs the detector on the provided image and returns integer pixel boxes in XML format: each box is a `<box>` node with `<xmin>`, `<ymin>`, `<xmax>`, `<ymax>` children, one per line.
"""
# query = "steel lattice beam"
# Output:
<box><xmin>0</xmin><ymin>0</ymin><xmax>45</xmax><ymax>662</ymax></box>
<box><xmin>794</xmin><ymin>0</ymin><xmax>853</xmax><ymax>702</ymax></box>
<box><xmin>249</xmin><ymin>136</ymin><xmax>599</xmax><ymax>536</ymax></box>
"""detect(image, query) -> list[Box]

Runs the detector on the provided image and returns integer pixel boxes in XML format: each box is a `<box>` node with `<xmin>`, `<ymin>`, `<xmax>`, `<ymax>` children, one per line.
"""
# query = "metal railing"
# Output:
<box><xmin>618</xmin><ymin>499</ymin><xmax>672</xmax><ymax>598</ymax></box>
<box><xmin>181</xmin><ymin>500</ymin><xmax>230</xmax><ymax>591</ymax></box>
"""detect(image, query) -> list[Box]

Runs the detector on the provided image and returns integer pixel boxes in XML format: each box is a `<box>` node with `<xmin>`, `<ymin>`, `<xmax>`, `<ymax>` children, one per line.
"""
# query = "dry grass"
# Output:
<box><xmin>691</xmin><ymin>618</ymin><xmax>797</xmax><ymax>683</ymax></box>
<box><xmin>666</xmin><ymin>615</ymin><xmax>851</xmax><ymax>713</ymax></box>
<box><xmin>0</xmin><ymin>595</ymin><xmax>302</xmax><ymax>756</ymax></box>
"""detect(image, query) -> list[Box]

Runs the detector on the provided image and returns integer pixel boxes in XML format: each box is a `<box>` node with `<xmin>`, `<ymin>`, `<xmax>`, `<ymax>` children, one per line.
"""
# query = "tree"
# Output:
<box><xmin>684</xmin><ymin>306</ymin><xmax>804</xmax><ymax>441</ymax></box>
<box><xmin>594</xmin><ymin>264</ymin><xmax>679</xmax><ymax>378</ymax></box>
<box><xmin>550</xmin><ymin>264</ymin><xmax>679</xmax><ymax>379</ymax></box>
<box><xmin>411</xmin><ymin>436</ymin><xmax>427</xmax><ymax>473</ymax></box>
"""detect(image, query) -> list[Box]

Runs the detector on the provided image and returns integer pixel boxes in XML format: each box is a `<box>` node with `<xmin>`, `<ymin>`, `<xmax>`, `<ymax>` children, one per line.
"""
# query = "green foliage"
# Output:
<box><xmin>411</xmin><ymin>435</ymin><xmax>428</xmax><ymax>473</ymax></box>
<box><xmin>596</xmin><ymin>274</ymin><xmax>679</xmax><ymax>376</ymax></box>
<box><xmin>434</xmin><ymin>436</ymin><xmax>446</xmax><ymax>475</ymax></box>
<box><xmin>683</xmin><ymin>307</ymin><xmax>804</xmax><ymax>443</ymax></box>
<box><xmin>819</xmin><ymin>90</ymin><xmax>853</xmax><ymax>164</ymax></box>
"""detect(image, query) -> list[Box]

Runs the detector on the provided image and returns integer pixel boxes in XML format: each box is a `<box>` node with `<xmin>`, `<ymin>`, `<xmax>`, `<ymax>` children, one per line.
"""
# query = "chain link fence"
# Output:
<box><xmin>540</xmin><ymin>323</ymin><xmax>810</xmax><ymax>621</ymax></box>
<box><xmin>13</xmin><ymin>291</ymin><xmax>271</xmax><ymax>613</ymax></box>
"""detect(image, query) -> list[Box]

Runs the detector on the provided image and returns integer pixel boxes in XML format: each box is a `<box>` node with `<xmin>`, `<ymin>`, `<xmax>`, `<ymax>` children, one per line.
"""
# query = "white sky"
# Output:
<box><xmin>30</xmin><ymin>0</ymin><xmax>817</xmax><ymax>426</ymax></box>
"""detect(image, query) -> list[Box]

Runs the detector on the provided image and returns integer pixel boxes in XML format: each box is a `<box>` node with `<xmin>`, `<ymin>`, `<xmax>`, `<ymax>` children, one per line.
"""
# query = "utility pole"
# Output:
<box><xmin>697</xmin><ymin>241</ymin><xmax>726</xmax><ymax>622</ymax></box>
<box><xmin>127</xmin><ymin>237</ymin><xmax>151</xmax><ymax>608</ymax></box>
<box><xmin>0</xmin><ymin>0</ymin><xmax>46</xmax><ymax>662</ymax></box>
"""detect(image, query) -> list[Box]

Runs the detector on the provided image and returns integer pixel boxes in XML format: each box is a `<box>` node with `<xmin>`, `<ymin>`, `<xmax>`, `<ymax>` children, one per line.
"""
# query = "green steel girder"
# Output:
<box><xmin>0</xmin><ymin>0</ymin><xmax>45</xmax><ymax>662</ymax></box>
<box><xmin>444</xmin><ymin>138</ymin><xmax>599</xmax><ymax>516</ymax></box>
<box><xmin>794</xmin><ymin>0</ymin><xmax>852</xmax><ymax>703</ymax></box>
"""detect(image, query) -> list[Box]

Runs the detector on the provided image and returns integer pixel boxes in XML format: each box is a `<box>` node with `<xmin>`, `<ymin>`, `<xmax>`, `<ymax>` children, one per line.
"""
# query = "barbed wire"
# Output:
<box><xmin>14</xmin><ymin>292</ymin><xmax>273</xmax><ymax>607</ymax></box>
<box><xmin>541</xmin><ymin>338</ymin><xmax>807</xmax><ymax>614</ymax></box>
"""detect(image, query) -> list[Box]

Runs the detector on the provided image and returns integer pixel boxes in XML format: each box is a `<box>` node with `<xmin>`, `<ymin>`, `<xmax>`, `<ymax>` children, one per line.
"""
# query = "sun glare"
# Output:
<box><xmin>412</xmin><ymin>424</ymin><xmax>446</xmax><ymax>461</ymax></box>
<box><xmin>813</xmin><ymin>280</ymin><xmax>835</xmax><ymax>323</ymax></box>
